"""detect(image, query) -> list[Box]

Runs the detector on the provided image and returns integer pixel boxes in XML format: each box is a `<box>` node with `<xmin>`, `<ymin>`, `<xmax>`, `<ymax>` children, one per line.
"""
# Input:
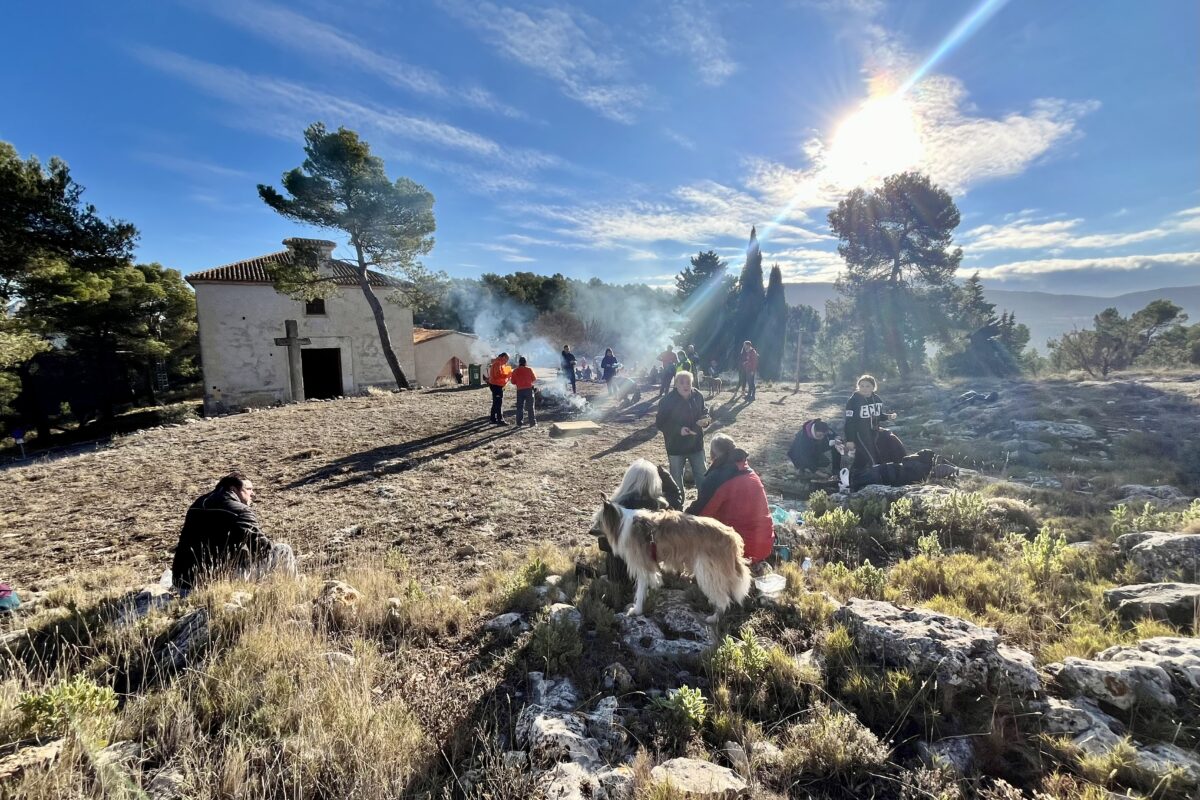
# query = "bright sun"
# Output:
<box><xmin>824</xmin><ymin>95</ymin><xmax>923</xmax><ymax>188</ymax></box>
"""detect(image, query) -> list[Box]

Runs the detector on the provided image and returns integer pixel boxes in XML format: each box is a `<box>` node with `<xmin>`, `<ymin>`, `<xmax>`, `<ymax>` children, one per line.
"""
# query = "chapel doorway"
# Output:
<box><xmin>301</xmin><ymin>348</ymin><xmax>343</xmax><ymax>400</ymax></box>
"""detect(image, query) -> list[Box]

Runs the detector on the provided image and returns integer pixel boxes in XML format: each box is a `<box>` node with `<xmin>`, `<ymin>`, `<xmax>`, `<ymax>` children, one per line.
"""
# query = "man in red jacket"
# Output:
<box><xmin>510</xmin><ymin>356</ymin><xmax>537</xmax><ymax>427</ymax></box>
<box><xmin>686</xmin><ymin>433</ymin><xmax>774</xmax><ymax>563</ymax></box>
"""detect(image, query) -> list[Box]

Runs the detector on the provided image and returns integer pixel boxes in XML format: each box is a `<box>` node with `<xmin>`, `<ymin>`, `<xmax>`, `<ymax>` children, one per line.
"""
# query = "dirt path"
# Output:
<box><xmin>1</xmin><ymin>380</ymin><xmax>836</xmax><ymax>590</ymax></box>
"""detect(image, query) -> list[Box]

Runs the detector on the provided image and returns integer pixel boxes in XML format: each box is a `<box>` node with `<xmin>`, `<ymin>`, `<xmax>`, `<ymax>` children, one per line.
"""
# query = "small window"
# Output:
<box><xmin>305</xmin><ymin>298</ymin><xmax>326</xmax><ymax>316</ymax></box>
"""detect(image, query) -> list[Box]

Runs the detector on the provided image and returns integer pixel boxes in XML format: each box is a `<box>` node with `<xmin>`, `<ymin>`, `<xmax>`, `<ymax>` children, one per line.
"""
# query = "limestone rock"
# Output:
<box><xmin>750</xmin><ymin>740</ymin><xmax>784</xmax><ymax>766</ymax></box>
<box><xmin>1134</xmin><ymin>742</ymin><xmax>1200</xmax><ymax>790</ymax></box>
<box><xmin>515</xmin><ymin>704</ymin><xmax>600</xmax><ymax>766</ymax></box>
<box><xmin>832</xmin><ymin>599</ymin><xmax>1040</xmax><ymax>696</ymax></box>
<box><xmin>917</xmin><ymin>738</ymin><xmax>976</xmax><ymax>776</ymax></box>
<box><xmin>529</xmin><ymin>672</ymin><xmax>579</xmax><ymax>711</ymax></box>
<box><xmin>1041</xmin><ymin>696</ymin><xmax>1124</xmax><ymax>753</ymax></box>
<box><xmin>547</xmin><ymin>603</ymin><xmax>582</xmax><ymax>630</ymax></box>
<box><xmin>0</xmin><ymin>739</ymin><xmax>64</xmax><ymax>782</ymax></box>
<box><xmin>722</xmin><ymin>741</ymin><xmax>750</xmax><ymax>777</ymax></box>
<box><xmin>1128</xmin><ymin>533</ymin><xmax>1200</xmax><ymax>582</ymax></box>
<box><xmin>540</xmin><ymin>761</ymin><xmax>633</xmax><ymax>800</ymax></box>
<box><xmin>95</xmin><ymin>740</ymin><xmax>144</xmax><ymax>769</ymax></box>
<box><xmin>1117</xmin><ymin>531</ymin><xmax>1160</xmax><ymax>555</ymax></box>
<box><xmin>1097</xmin><ymin>637</ymin><xmax>1200</xmax><ymax>697</ymax></box>
<box><xmin>117</xmin><ymin>584</ymin><xmax>175</xmax><ymax>626</ymax></box>
<box><xmin>650</xmin><ymin>758</ymin><xmax>749</xmax><ymax>798</ymax></box>
<box><xmin>603</xmin><ymin>661</ymin><xmax>634</xmax><ymax>691</ymax></box>
<box><xmin>155</xmin><ymin>608</ymin><xmax>210</xmax><ymax>672</ymax></box>
<box><xmin>1048</xmin><ymin>657</ymin><xmax>1176</xmax><ymax>712</ymax></box>
<box><xmin>1117</xmin><ymin>484</ymin><xmax>1192</xmax><ymax>510</ymax></box>
<box><xmin>485</xmin><ymin>612</ymin><xmax>530</xmax><ymax>634</ymax></box>
<box><xmin>584</xmin><ymin>696</ymin><xmax>624</xmax><ymax>751</ymax></box>
<box><xmin>146</xmin><ymin>766</ymin><xmax>186</xmax><ymax>800</ymax></box>
<box><xmin>323</xmin><ymin>651</ymin><xmax>356</xmax><ymax>669</ymax></box>
<box><xmin>312</xmin><ymin>580</ymin><xmax>361</xmax><ymax>629</ymax></box>
<box><xmin>619</xmin><ymin>590</ymin><xmax>716</xmax><ymax>659</ymax></box>
<box><xmin>1104</xmin><ymin>583</ymin><xmax>1200</xmax><ymax>629</ymax></box>
<box><xmin>1012</xmin><ymin>420</ymin><xmax>1098</xmax><ymax>440</ymax></box>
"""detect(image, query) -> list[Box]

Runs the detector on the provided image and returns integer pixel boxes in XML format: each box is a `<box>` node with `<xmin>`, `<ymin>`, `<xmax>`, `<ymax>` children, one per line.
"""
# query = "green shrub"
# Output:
<box><xmin>840</xmin><ymin>667</ymin><xmax>934</xmax><ymax>735</ymax></box>
<box><xmin>17</xmin><ymin>674</ymin><xmax>117</xmax><ymax>741</ymax></box>
<box><xmin>711</xmin><ymin>627</ymin><xmax>771</xmax><ymax>685</ymax></box>
<box><xmin>527</xmin><ymin>615</ymin><xmax>582</xmax><ymax>675</ymax></box>
<box><xmin>806</xmin><ymin>489</ymin><xmax>834</xmax><ymax>518</ymax></box>
<box><xmin>916</xmin><ymin>533</ymin><xmax>944</xmax><ymax>559</ymax></box>
<box><xmin>821</xmin><ymin>624</ymin><xmax>857</xmax><ymax>676</ymax></box>
<box><xmin>777</xmin><ymin>704</ymin><xmax>890</xmax><ymax>783</ymax></box>
<box><xmin>853</xmin><ymin>561</ymin><xmax>887</xmax><ymax>600</ymax></box>
<box><xmin>885</xmin><ymin>497</ymin><xmax>918</xmax><ymax>546</ymax></box>
<box><xmin>1021</xmin><ymin>525</ymin><xmax>1068</xmax><ymax>584</ymax></box>
<box><xmin>926</xmin><ymin>491</ymin><xmax>991</xmax><ymax>549</ymax></box>
<box><xmin>652</xmin><ymin>685</ymin><xmax>707</xmax><ymax>735</ymax></box>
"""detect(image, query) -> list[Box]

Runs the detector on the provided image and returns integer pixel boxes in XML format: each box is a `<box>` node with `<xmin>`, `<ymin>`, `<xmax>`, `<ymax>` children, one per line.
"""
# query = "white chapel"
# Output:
<box><xmin>187</xmin><ymin>238</ymin><xmax>416</xmax><ymax>414</ymax></box>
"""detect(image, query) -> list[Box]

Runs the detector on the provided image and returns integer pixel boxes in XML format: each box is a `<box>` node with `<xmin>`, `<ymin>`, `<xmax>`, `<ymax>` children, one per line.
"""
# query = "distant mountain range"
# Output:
<box><xmin>784</xmin><ymin>284</ymin><xmax>1200</xmax><ymax>350</ymax></box>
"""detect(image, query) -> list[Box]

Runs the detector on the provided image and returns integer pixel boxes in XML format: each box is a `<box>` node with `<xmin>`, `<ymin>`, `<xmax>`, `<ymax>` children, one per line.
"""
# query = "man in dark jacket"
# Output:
<box><xmin>656</xmin><ymin>371</ymin><xmax>708</xmax><ymax>497</ymax></box>
<box><xmin>560</xmin><ymin>345</ymin><xmax>577</xmax><ymax>394</ymax></box>
<box><xmin>788</xmin><ymin>419</ymin><xmax>843</xmax><ymax>476</ymax></box>
<box><xmin>170</xmin><ymin>472</ymin><xmax>295</xmax><ymax>593</ymax></box>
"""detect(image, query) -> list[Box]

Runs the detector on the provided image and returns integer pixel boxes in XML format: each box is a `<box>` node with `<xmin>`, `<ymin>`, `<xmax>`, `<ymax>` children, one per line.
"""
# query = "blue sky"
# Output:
<box><xmin>2</xmin><ymin>0</ymin><xmax>1197</xmax><ymax>295</ymax></box>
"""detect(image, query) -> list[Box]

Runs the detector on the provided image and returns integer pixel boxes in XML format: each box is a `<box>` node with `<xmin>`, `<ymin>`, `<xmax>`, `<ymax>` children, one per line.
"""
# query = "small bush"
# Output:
<box><xmin>527</xmin><ymin>615</ymin><xmax>582</xmax><ymax>675</ymax></box>
<box><xmin>821</xmin><ymin>624</ymin><xmax>857</xmax><ymax>677</ymax></box>
<box><xmin>806</xmin><ymin>489</ymin><xmax>834</xmax><ymax>518</ymax></box>
<box><xmin>711</xmin><ymin>628</ymin><xmax>771</xmax><ymax>685</ymax></box>
<box><xmin>1021</xmin><ymin>525</ymin><xmax>1068</xmax><ymax>585</ymax></box>
<box><xmin>652</xmin><ymin>685</ymin><xmax>708</xmax><ymax>732</ymax></box>
<box><xmin>776</xmin><ymin>704</ymin><xmax>890</xmax><ymax>784</ymax></box>
<box><xmin>17</xmin><ymin>674</ymin><xmax>117</xmax><ymax>742</ymax></box>
<box><xmin>926</xmin><ymin>491</ymin><xmax>991</xmax><ymax>549</ymax></box>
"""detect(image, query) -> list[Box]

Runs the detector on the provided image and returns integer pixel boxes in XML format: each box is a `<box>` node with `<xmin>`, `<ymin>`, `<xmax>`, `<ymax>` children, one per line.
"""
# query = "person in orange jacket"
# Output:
<box><xmin>488</xmin><ymin>352</ymin><xmax>513</xmax><ymax>425</ymax></box>
<box><xmin>510</xmin><ymin>356</ymin><xmax>537</xmax><ymax>427</ymax></box>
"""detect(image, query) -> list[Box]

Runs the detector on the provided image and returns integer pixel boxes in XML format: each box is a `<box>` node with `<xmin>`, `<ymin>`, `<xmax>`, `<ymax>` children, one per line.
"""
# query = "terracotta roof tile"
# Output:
<box><xmin>186</xmin><ymin>250</ymin><xmax>400</xmax><ymax>287</ymax></box>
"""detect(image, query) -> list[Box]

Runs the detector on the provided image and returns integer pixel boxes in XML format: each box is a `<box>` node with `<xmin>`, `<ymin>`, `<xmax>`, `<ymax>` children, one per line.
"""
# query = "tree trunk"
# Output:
<box><xmin>353</xmin><ymin>245</ymin><xmax>410</xmax><ymax>390</ymax></box>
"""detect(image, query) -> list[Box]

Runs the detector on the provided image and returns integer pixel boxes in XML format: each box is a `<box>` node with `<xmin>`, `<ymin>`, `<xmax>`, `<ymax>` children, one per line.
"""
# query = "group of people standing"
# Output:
<box><xmin>560</xmin><ymin>345</ymin><xmax>623</xmax><ymax>396</ymax></box>
<box><xmin>656</xmin><ymin>340</ymin><xmax>760</xmax><ymax>400</ymax></box>
<box><xmin>486</xmin><ymin>353</ymin><xmax>538</xmax><ymax>427</ymax></box>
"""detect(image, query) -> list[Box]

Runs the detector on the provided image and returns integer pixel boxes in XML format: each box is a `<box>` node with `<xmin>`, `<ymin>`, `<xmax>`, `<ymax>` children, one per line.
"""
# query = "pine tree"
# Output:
<box><xmin>731</xmin><ymin>226</ymin><xmax>765</xmax><ymax>362</ymax></box>
<box><xmin>676</xmin><ymin>251</ymin><xmax>733</xmax><ymax>366</ymax></box>
<box><xmin>676</xmin><ymin>250</ymin><xmax>726</xmax><ymax>302</ymax></box>
<box><xmin>758</xmin><ymin>264</ymin><xmax>788</xmax><ymax>380</ymax></box>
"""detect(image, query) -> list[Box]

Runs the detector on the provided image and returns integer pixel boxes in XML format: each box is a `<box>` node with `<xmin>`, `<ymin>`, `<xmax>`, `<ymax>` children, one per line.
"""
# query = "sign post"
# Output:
<box><xmin>12</xmin><ymin>428</ymin><xmax>26</xmax><ymax>460</ymax></box>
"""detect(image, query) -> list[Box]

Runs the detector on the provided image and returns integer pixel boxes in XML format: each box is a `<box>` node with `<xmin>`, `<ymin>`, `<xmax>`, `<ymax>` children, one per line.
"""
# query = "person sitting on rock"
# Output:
<box><xmin>788</xmin><ymin>419</ymin><xmax>843</xmax><ymax>477</ymax></box>
<box><xmin>844</xmin><ymin>374</ymin><xmax>897</xmax><ymax>472</ymax></box>
<box><xmin>687</xmin><ymin>434</ymin><xmax>774</xmax><ymax>563</ymax></box>
<box><xmin>171</xmin><ymin>472</ymin><xmax>296</xmax><ymax>594</ymax></box>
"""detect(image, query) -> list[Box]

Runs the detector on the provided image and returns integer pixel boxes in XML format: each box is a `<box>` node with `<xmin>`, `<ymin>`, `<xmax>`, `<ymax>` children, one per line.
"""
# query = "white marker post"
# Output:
<box><xmin>12</xmin><ymin>428</ymin><xmax>26</xmax><ymax>459</ymax></box>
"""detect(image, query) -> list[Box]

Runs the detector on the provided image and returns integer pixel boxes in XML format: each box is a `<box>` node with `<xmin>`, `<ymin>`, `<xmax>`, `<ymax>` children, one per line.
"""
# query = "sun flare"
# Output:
<box><xmin>824</xmin><ymin>95</ymin><xmax>923</xmax><ymax>188</ymax></box>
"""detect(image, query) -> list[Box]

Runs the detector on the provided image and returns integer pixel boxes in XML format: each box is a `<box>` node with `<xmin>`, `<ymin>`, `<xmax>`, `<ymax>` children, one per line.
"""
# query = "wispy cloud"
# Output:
<box><xmin>963</xmin><ymin>207</ymin><xmax>1200</xmax><ymax>252</ymax></box>
<box><xmin>518</xmin><ymin>21</ymin><xmax>1096</xmax><ymax>256</ymax></box>
<box><xmin>200</xmin><ymin>0</ymin><xmax>524</xmax><ymax>118</ymax></box>
<box><xmin>437</xmin><ymin>0</ymin><xmax>647</xmax><ymax>123</ymax></box>
<box><xmin>662</xmin><ymin>128</ymin><xmax>699</xmax><ymax>151</ymax></box>
<box><xmin>133</xmin><ymin>48</ymin><xmax>563</xmax><ymax>194</ymax></box>
<box><xmin>139</xmin><ymin>153</ymin><xmax>249</xmax><ymax>179</ymax></box>
<box><xmin>658</xmin><ymin>1</ymin><xmax>738</xmax><ymax>87</ymax></box>
<box><xmin>975</xmin><ymin>251</ymin><xmax>1200</xmax><ymax>278</ymax></box>
<box><xmin>478</xmin><ymin>242</ymin><xmax>536</xmax><ymax>263</ymax></box>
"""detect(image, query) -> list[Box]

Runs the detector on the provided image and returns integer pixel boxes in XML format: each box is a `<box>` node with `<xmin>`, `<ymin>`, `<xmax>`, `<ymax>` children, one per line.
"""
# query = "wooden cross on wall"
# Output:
<box><xmin>274</xmin><ymin>319</ymin><xmax>311</xmax><ymax>402</ymax></box>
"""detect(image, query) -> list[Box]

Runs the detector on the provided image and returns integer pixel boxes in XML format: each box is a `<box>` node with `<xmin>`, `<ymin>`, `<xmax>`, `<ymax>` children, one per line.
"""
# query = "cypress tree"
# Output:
<box><xmin>758</xmin><ymin>264</ymin><xmax>788</xmax><ymax>380</ymax></box>
<box><xmin>730</xmin><ymin>226</ymin><xmax>765</xmax><ymax>362</ymax></box>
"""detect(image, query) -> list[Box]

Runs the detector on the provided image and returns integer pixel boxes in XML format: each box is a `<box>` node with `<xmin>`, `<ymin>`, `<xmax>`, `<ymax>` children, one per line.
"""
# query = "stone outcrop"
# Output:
<box><xmin>649</xmin><ymin>757</ymin><xmax>749</xmax><ymax>798</ymax></box>
<box><xmin>1126</xmin><ymin>533</ymin><xmax>1200</xmax><ymax>582</ymax></box>
<box><xmin>1096</xmin><ymin>637</ymin><xmax>1200</xmax><ymax>697</ymax></box>
<box><xmin>832</xmin><ymin>599</ymin><xmax>1040</xmax><ymax>696</ymax></box>
<box><xmin>1116</xmin><ymin>484</ymin><xmax>1192</xmax><ymax>510</ymax></box>
<box><xmin>1047</xmin><ymin>656</ymin><xmax>1176</xmax><ymax>712</ymax></box>
<box><xmin>1011</xmin><ymin>420</ymin><xmax>1099</xmax><ymax>440</ymax></box>
<box><xmin>312</xmin><ymin>580</ymin><xmax>361</xmax><ymax>629</ymax></box>
<box><xmin>619</xmin><ymin>590</ymin><xmax>716</xmax><ymax>659</ymax></box>
<box><xmin>1104</xmin><ymin>582</ymin><xmax>1200</xmax><ymax>629</ymax></box>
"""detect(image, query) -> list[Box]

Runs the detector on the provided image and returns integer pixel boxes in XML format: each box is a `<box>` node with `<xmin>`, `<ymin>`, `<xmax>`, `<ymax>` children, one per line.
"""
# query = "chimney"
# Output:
<box><xmin>282</xmin><ymin>238</ymin><xmax>337</xmax><ymax>263</ymax></box>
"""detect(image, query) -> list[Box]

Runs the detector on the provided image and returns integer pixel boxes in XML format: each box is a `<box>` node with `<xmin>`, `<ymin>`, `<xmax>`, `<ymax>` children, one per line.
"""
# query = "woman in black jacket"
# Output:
<box><xmin>655</xmin><ymin>371</ymin><xmax>708</xmax><ymax>498</ymax></box>
<box><xmin>844</xmin><ymin>374</ymin><xmax>896</xmax><ymax>471</ymax></box>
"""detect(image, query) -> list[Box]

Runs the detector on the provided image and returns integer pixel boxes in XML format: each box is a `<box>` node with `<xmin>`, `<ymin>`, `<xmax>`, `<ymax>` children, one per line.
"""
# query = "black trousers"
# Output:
<box><xmin>515</xmin><ymin>388</ymin><xmax>535</xmax><ymax>425</ymax></box>
<box><xmin>489</xmin><ymin>384</ymin><xmax>505</xmax><ymax>421</ymax></box>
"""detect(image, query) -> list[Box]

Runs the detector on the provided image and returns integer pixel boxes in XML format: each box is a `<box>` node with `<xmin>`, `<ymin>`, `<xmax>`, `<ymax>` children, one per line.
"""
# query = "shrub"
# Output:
<box><xmin>840</xmin><ymin>667</ymin><xmax>934</xmax><ymax>735</ymax></box>
<box><xmin>885</xmin><ymin>497</ymin><xmax>918</xmax><ymax>547</ymax></box>
<box><xmin>527</xmin><ymin>615</ymin><xmax>582</xmax><ymax>675</ymax></box>
<box><xmin>776</xmin><ymin>704</ymin><xmax>890</xmax><ymax>784</ymax></box>
<box><xmin>17</xmin><ymin>674</ymin><xmax>117</xmax><ymax>742</ymax></box>
<box><xmin>917</xmin><ymin>534</ymin><xmax>944</xmax><ymax>559</ymax></box>
<box><xmin>821</xmin><ymin>624</ymin><xmax>857</xmax><ymax>677</ymax></box>
<box><xmin>853</xmin><ymin>561</ymin><xmax>887</xmax><ymax>600</ymax></box>
<box><xmin>652</xmin><ymin>685</ymin><xmax>707</xmax><ymax>736</ymax></box>
<box><xmin>711</xmin><ymin>627</ymin><xmax>771</xmax><ymax>685</ymax></box>
<box><xmin>926</xmin><ymin>491</ymin><xmax>991</xmax><ymax>549</ymax></box>
<box><xmin>806</xmin><ymin>489</ymin><xmax>834</xmax><ymax>518</ymax></box>
<box><xmin>1021</xmin><ymin>525</ymin><xmax>1068</xmax><ymax>585</ymax></box>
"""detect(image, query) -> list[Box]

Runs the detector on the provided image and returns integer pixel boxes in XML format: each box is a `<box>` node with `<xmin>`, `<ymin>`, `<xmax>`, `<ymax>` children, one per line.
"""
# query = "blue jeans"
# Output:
<box><xmin>668</xmin><ymin>450</ymin><xmax>707</xmax><ymax>497</ymax></box>
<box><xmin>515</xmin><ymin>388</ymin><xmax>535</xmax><ymax>425</ymax></box>
<box><xmin>747</xmin><ymin>371</ymin><xmax>757</xmax><ymax>399</ymax></box>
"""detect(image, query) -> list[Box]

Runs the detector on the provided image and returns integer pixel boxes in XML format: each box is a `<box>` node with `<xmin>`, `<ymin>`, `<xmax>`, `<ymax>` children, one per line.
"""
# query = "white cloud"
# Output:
<box><xmin>975</xmin><ymin>251</ymin><xmax>1200</xmax><ymax>278</ymax></box>
<box><xmin>658</xmin><ymin>1</ymin><xmax>738</xmax><ymax>87</ymax></box>
<box><xmin>139</xmin><ymin>153</ymin><xmax>249</xmax><ymax>179</ymax></box>
<box><xmin>135</xmin><ymin>48</ymin><xmax>562</xmax><ymax>194</ymax></box>
<box><xmin>963</xmin><ymin>207</ymin><xmax>1200</xmax><ymax>252</ymax></box>
<box><xmin>662</xmin><ymin>128</ymin><xmax>699</xmax><ymax>151</ymax></box>
<box><xmin>200</xmin><ymin>0</ymin><xmax>524</xmax><ymax>118</ymax></box>
<box><xmin>438</xmin><ymin>0</ymin><xmax>647</xmax><ymax>123</ymax></box>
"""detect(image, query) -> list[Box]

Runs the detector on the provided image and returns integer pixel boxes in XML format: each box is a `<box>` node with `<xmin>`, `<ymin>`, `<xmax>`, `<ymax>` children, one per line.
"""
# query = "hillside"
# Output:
<box><xmin>784</xmin><ymin>283</ymin><xmax>1200</xmax><ymax>348</ymax></box>
<box><xmin>3</xmin><ymin>374</ymin><xmax>1199</xmax><ymax>798</ymax></box>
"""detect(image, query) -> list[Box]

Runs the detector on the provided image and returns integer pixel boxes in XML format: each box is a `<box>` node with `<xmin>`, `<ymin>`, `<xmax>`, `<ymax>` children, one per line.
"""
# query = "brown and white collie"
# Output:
<box><xmin>594</xmin><ymin>491</ymin><xmax>751</xmax><ymax>624</ymax></box>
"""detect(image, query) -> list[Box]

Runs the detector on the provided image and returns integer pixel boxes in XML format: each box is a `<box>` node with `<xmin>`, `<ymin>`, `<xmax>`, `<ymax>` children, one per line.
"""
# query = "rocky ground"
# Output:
<box><xmin>2</xmin><ymin>371</ymin><xmax>1200</xmax><ymax>799</ymax></box>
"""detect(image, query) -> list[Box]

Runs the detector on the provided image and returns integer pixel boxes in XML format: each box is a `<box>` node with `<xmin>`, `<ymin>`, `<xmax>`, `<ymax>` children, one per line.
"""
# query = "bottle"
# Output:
<box><xmin>801</xmin><ymin>556</ymin><xmax>813</xmax><ymax>573</ymax></box>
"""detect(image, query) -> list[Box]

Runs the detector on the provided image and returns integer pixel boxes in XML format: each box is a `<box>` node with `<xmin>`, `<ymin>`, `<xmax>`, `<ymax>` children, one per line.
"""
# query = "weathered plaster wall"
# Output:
<box><xmin>413</xmin><ymin>333</ymin><xmax>490</xmax><ymax>387</ymax></box>
<box><xmin>194</xmin><ymin>282</ymin><xmax>415</xmax><ymax>412</ymax></box>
